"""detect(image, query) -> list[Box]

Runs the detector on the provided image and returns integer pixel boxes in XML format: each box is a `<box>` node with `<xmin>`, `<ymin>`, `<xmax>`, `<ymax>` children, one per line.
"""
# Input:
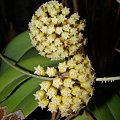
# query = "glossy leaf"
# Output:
<box><xmin>1</xmin><ymin>78</ymin><xmax>42</xmax><ymax>115</ymax></box>
<box><xmin>88</xmin><ymin>93</ymin><xmax>120</xmax><ymax>120</ymax></box>
<box><xmin>1</xmin><ymin>31</ymin><xmax>32</xmax><ymax>72</ymax></box>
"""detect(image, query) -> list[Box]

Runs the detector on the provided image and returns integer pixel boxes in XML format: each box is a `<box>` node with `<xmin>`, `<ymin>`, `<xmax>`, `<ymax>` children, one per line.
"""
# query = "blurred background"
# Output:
<box><xmin>0</xmin><ymin>0</ymin><xmax>120</xmax><ymax>119</ymax></box>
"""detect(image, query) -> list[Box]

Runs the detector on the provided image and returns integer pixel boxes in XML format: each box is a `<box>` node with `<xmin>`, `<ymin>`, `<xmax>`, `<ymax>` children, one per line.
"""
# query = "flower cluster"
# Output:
<box><xmin>34</xmin><ymin>54</ymin><xmax>95</xmax><ymax>118</ymax></box>
<box><xmin>29</xmin><ymin>0</ymin><xmax>86</xmax><ymax>60</ymax></box>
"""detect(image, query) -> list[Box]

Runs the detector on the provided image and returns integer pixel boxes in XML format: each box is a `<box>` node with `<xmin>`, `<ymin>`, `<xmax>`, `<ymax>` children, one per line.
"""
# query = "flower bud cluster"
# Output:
<box><xmin>34</xmin><ymin>54</ymin><xmax>95</xmax><ymax>118</ymax></box>
<box><xmin>29</xmin><ymin>1</ymin><xmax>86</xmax><ymax>60</ymax></box>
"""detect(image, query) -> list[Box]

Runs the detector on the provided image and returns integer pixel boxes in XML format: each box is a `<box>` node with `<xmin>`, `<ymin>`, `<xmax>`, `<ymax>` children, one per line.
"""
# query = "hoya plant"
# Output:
<box><xmin>0</xmin><ymin>1</ymin><xmax>120</xmax><ymax>120</ymax></box>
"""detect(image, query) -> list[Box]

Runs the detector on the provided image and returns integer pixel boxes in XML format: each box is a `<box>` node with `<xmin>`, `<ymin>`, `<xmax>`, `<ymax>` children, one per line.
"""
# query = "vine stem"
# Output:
<box><xmin>0</xmin><ymin>53</ymin><xmax>120</xmax><ymax>82</ymax></box>
<box><xmin>0</xmin><ymin>53</ymin><xmax>53</xmax><ymax>80</ymax></box>
<box><xmin>96</xmin><ymin>76</ymin><xmax>120</xmax><ymax>82</ymax></box>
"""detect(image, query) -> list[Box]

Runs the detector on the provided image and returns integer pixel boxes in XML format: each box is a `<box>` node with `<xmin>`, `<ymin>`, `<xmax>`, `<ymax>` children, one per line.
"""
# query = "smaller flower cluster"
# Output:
<box><xmin>29</xmin><ymin>1</ymin><xmax>86</xmax><ymax>60</ymax></box>
<box><xmin>34</xmin><ymin>54</ymin><xmax>95</xmax><ymax>118</ymax></box>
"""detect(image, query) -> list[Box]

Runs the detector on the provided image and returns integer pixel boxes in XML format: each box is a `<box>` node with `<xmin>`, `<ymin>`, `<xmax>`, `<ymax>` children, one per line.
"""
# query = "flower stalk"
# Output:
<box><xmin>0</xmin><ymin>53</ymin><xmax>52</xmax><ymax>80</ymax></box>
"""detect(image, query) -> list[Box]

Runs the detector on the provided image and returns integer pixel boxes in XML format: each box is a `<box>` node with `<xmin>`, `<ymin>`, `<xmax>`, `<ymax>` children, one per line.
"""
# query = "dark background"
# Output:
<box><xmin>0</xmin><ymin>0</ymin><xmax>120</xmax><ymax>119</ymax></box>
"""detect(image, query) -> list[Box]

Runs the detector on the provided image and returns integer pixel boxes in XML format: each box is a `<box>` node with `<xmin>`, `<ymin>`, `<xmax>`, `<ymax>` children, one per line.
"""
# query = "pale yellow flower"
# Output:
<box><xmin>71</xmin><ymin>13</ymin><xmax>80</xmax><ymax>20</ymax></box>
<box><xmin>69</xmin><ymin>36</ymin><xmax>79</xmax><ymax>45</ymax></box>
<box><xmin>63</xmin><ymin>78</ymin><xmax>75</xmax><ymax>88</ymax></box>
<box><xmin>47</xmin><ymin>25</ymin><xmax>55</xmax><ymax>34</ymax></box>
<box><xmin>59</xmin><ymin>103</ymin><xmax>69</xmax><ymax>117</ymax></box>
<box><xmin>73</xmin><ymin>54</ymin><xmax>83</xmax><ymax>63</ymax></box>
<box><xmin>41</xmin><ymin>16</ymin><xmax>49</xmax><ymax>25</ymax></box>
<box><xmin>71</xmin><ymin>103</ymin><xmax>81</xmax><ymax>113</ymax></box>
<box><xmin>46</xmin><ymin>67</ymin><xmax>57</xmax><ymax>77</ymax></box>
<box><xmin>63</xmin><ymin>24</ymin><xmax>70</xmax><ymax>32</ymax></box>
<box><xmin>52</xmin><ymin>78</ymin><xmax>62</xmax><ymax>89</ymax></box>
<box><xmin>77</xmin><ymin>74</ymin><xmax>86</xmax><ymax>82</ymax></box>
<box><xmin>67</xmin><ymin>58</ymin><xmax>76</xmax><ymax>69</ymax></box>
<box><xmin>48</xmin><ymin>102</ymin><xmax>58</xmax><ymax>112</ymax></box>
<box><xmin>40</xmin><ymin>81</ymin><xmax>51</xmax><ymax>92</ymax></box>
<box><xmin>58</xmin><ymin>14</ymin><xmax>66</xmax><ymax>23</ymax></box>
<box><xmin>51</xmin><ymin>16</ymin><xmax>58</xmax><ymax>24</ymax></box>
<box><xmin>71</xmin><ymin>86</ymin><xmax>81</xmax><ymax>96</ymax></box>
<box><xmin>61</xmin><ymin>32</ymin><xmax>70</xmax><ymax>40</ymax></box>
<box><xmin>80</xmin><ymin>81</ymin><xmax>92</xmax><ymax>91</ymax></box>
<box><xmin>68</xmin><ymin>17</ymin><xmax>76</xmax><ymax>25</ymax></box>
<box><xmin>51</xmin><ymin>95</ymin><xmax>61</xmax><ymax>105</ymax></box>
<box><xmin>40</xmin><ymin>26</ymin><xmax>48</xmax><ymax>33</ymax></box>
<box><xmin>62</xmin><ymin>96</ymin><xmax>72</xmax><ymax>107</ymax></box>
<box><xmin>38</xmin><ymin>98</ymin><xmax>49</xmax><ymax>109</ymax></box>
<box><xmin>69</xmin><ymin>45</ymin><xmax>78</xmax><ymax>56</ymax></box>
<box><xmin>54</xmin><ymin>38</ymin><xmax>62</xmax><ymax>46</ymax></box>
<box><xmin>62</xmin><ymin>7</ymin><xmax>70</xmax><ymax>16</ymax></box>
<box><xmin>58</xmin><ymin>61</ymin><xmax>68</xmax><ymax>73</ymax></box>
<box><xmin>34</xmin><ymin>65</ymin><xmax>45</xmax><ymax>76</ymax></box>
<box><xmin>77</xmin><ymin>20</ymin><xmax>86</xmax><ymax>31</ymax></box>
<box><xmin>70</xmin><ymin>28</ymin><xmax>78</xmax><ymax>36</ymax></box>
<box><xmin>60</xmin><ymin>87</ymin><xmax>71</xmax><ymax>98</ymax></box>
<box><xmin>46</xmin><ymin>86</ymin><xmax>57</xmax><ymax>99</ymax></box>
<box><xmin>34</xmin><ymin>90</ymin><xmax>45</xmax><ymax>100</ymax></box>
<box><xmin>69</xmin><ymin>69</ymin><xmax>78</xmax><ymax>79</ymax></box>
<box><xmin>55</xmin><ymin>27</ymin><xmax>63</xmax><ymax>35</ymax></box>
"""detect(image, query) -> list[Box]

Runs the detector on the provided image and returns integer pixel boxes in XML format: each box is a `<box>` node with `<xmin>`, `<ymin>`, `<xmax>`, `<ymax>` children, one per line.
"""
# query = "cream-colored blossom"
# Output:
<box><xmin>52</xmin><ymin>78</ymin><xmax>62</xmax><ymax>89</ymax></box>
<box><xmin>51</xmin><ymin>16</ymin><xmax>58</xmax><ymax>24</ymax></box>
<box><xmin>80</xmin><ymin>81</ymin><xmax>92</xmax><ymax>90</ymax></box>
<box><xmin>62</xmin><ymin>96</ymin><xmax>73</xmax><ymax>107</ymax></box>
<box><xmin>29</xmin><ymin>1</ymin><xmax>87</xmax><ymax>60</ymax></box>
<box><xmin>47</xmin><ymin>25</ymin><xmax>55</xmax><ymax>34</ymax></box>
<box><xmin>70</xmin><ymin>28</ymin><xmax>78</xmax><ymax>36</ymax></box>
<box><xmin>58</xmin><ymin>61</ymin><xmax>68</xmax><ymax>73</ymax></box>
<box><xmin>60</xmin><ymin>87</ymin><xmax>71</xmax><ymax>98</ymax></box>
<box><xmin>63</xmin><ymin>24</ymin><xmax>70</xmax><ymax>32</ymax></box>
<box><xmin>54</xmin><ymin>38</ymin><xmax>62</xmax><ymax>46</ymax></box>
<box><xmin>71</xmin><ymin>103</ymin><xmax>81</xmax><ymax>113</ymax></box>
<box><xmin>67</xmin><ymin>58</ymin><xmax>76</xmax><ymax>69</ymax></box>
<box><xmin>69</xmin><ymin>45</ymin><xmax>78</xmax><ymax>56</ymax></box>
<box><xmin>63</xmin><ymin>78</ymin><xmax>75</xmax><ymax>88</ymax></box>
<box><xmin>69</xmin><ymin>69</ymin><xmax>78</xmax><ymax>79</ymax></box>
<box><xmin>40</xmin><ymin>26</ymin><xmax>48</xmax><ymax>33</ymax></box>
<box><xmin>59</xmin><ymin>104</ymin><xmax>69</xmax><ymax>117</ymax></box>
<box><xmin>46</xmin><ymin>87</ymin><xmax>57</xmax><ymax>99</ymax></box>
<box><xmin>34</xmin><ymin>90</ymin><xmax>45</xmax><ymax>100</ymax></box>
<box><xmin>77</xmin><ymin>20</ymin><xmax>86</xmax><ymax>31</ymax></box>
<box><xmin>48</xmin><ymin>102</ymin><xmax>58</xmax><ymax>112</ymax></box>
<box><xmin>41</xmin><ymin>16</ymin><xmax>49</xmax><ymax>25</ymax></box>
<box><xmin>38</xmin><ymin>98</ymin><xmax>49</xmax><ymax>109</ymax></box>
<box><xmin>62</xmin><ymin>7</ymin><xmax>70</xmax><ymax>16</ymax></box>
<box><xmin>61</xmin><ymin>32</ymin><xmax>70</xmax><ymax>40</ymax></box>
<box><xmin>46</xmin><ymin>67</ymin><xmax>57</xmax><ymax>77</ymax></box>
<box><xmin>40</xmin><ymin>81</ymin><xmax>51</xmax><ymax>92</ymax></box>
<box><xmin>55</xmin><ymin>27</ymin><xmax>63</xmax><ymax>35</ymax></box>
<box><xmin>73</xmin><ymin>54</ymin><xmax>83</xmax><ymax>63</ymax></box>
<box><xmin>51</xmin><ymin>95</ymin><xmax>61</xmax><ymax>105</ymax></box>
<box><xmin>58</xmin><ymin>14</ymin><xmax>66</xmax><ymax>23</ymax></box>
<box><xmin>34</xmin><ymin>65</ymin><xmax>45</xmax><ymax>76</ymax></box>
<box><xmin>71</xmin><ymin>85</ymin><xmax>81</xmax><ymax>96</ymax></box>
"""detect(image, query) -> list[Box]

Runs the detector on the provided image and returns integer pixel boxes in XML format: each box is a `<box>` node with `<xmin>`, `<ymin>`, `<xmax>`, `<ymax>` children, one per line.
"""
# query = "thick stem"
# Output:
<box><xmin>65</xmin><ymin>111</ymin><xmax>79</xmax><ymax>120</ymax></box>
<box><xmin>0</xmin><ymin>53</ymin><xmax>53</xmax><ymax>80</ymax></box>
<box><xmin>51</xmin><ymin>112</ymin><xmax>57</xmax><ymax>120</ymax></box>
<box><xmin>55</xmin><ymin>110</ymin><xmax>61</xmax><ymax>120</ymax></box>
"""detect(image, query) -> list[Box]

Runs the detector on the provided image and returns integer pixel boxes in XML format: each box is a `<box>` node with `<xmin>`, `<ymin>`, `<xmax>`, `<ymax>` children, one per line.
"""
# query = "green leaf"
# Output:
<box><xmin>73</xmin><ymin>111</ymin><xmax>94</xmax><ymax>120</ymax></box>
<box><xmin>1</xmin><ymin>77</ymin><xmax>42</xmax><ymax>115</ymax></box>
<box><xmin>88</xmin><ymin>93</ymin><xmax>120</xmax><ymax>120</ymax></box>
<box><xmin>0</xmin><ymin>75</ymin><xmax>30</xmax><ymax>103</ymax></box>
<box><xmin>1</xmin><ymin>31</ymin><xmax>33</xmax><ymax>72</ymax></box>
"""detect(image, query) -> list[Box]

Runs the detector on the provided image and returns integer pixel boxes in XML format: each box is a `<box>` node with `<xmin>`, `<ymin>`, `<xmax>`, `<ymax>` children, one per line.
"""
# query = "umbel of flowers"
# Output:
<box><xmin>29</xmin><ymin>0</ymin><xmax>86</xmax><ymax>60</ymax></box>
<box><xmin>29</xmin><ymin>0</ymin><xmax>95</xmax><ymax>119</ymax></box>
<box><xmin>34</xmin><ymin>54</ymin><xmax>95</xmax><ymax>117</ymax></box>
